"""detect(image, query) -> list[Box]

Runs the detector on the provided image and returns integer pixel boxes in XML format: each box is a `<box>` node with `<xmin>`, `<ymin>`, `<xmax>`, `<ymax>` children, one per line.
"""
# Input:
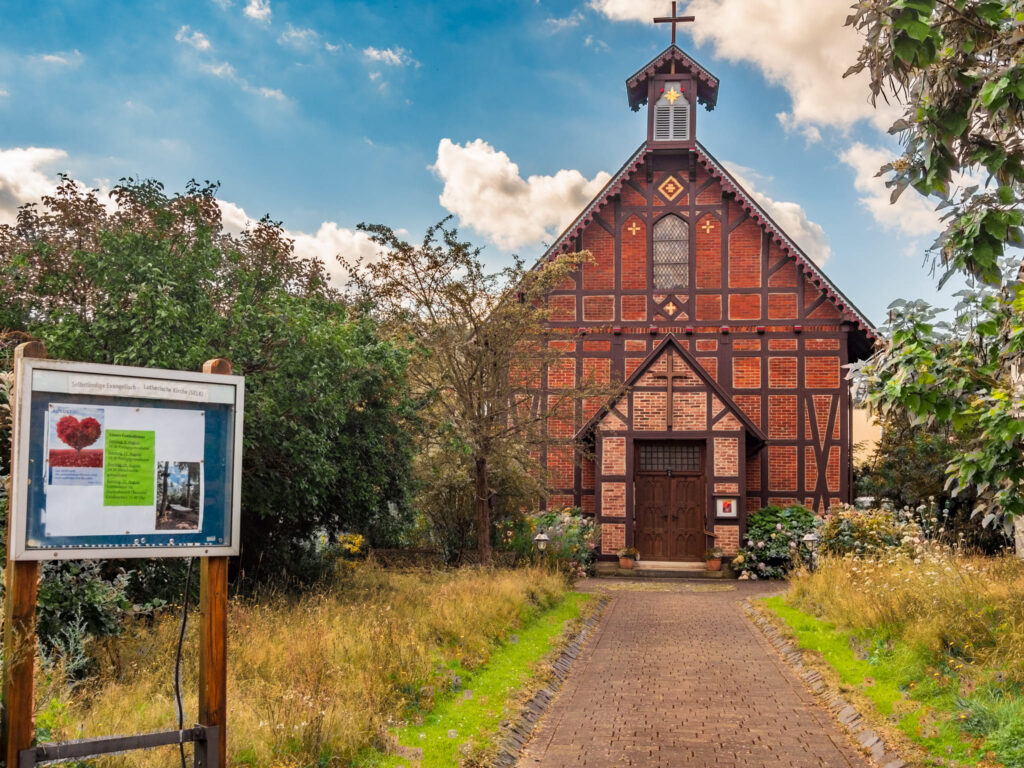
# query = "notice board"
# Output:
<box><xmin>10</xmin><ymin>359</ymin><xmax>244</xmax><ymax>560</ymax></box>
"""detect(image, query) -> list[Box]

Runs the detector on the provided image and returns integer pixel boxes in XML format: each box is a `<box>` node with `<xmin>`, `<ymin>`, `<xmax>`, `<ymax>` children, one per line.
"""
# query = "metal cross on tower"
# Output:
<box><xmin>654</xmin><ymin>2</ymin><xmax>695</xmax><ymax>46</ymax></box>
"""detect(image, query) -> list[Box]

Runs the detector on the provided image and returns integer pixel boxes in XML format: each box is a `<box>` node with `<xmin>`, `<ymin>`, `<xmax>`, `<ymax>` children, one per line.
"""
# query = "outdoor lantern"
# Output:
<box><xmin>533</xmin><ymin>531</ymin><xmax>550</xmax><ymax>553</ymax></box>
<box><xmin>801</xmin><ymin>531</ymin><xmax>820</xmax><ymax>571</ymax></box>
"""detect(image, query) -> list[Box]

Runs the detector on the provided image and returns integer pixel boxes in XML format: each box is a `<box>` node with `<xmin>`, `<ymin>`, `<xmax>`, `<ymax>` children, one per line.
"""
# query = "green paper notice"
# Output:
<box><xmin>103</xmin><ymin>430</ymin><xmax>156</xmax><ymax>506</ymax></box>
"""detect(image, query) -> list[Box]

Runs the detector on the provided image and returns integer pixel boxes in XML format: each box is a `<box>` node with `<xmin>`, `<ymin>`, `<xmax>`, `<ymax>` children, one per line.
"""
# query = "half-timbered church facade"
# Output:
<box><xmin>537</xmin><ymin>32</ymin><xmax>876</xmax><ymax>562</ymax></box>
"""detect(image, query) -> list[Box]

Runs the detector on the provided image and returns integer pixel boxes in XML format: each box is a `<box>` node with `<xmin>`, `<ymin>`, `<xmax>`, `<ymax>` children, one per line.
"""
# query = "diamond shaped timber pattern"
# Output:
<box><xmin>657</xmin><ymin>175</ymin><xmax>684</xmax><ymax>202</ymax></box>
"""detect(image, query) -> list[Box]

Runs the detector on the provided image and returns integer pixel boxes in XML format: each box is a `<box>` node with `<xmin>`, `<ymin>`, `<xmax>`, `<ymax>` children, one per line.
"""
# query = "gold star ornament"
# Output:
<box><xmin>665</xmin><ymin>88</ymin><xmax>681</xmax><ymax>105</ymax></box>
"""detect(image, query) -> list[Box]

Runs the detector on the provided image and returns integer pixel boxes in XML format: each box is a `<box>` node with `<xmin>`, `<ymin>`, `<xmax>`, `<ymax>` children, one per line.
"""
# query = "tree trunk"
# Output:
<box><xmin>475</xmin><ymin>455</ymin><xmax>492</xmax><ymax>565</ymax></box>
<box><xmin>1015</xmin><ymin>516</ymin><xmax>1024</xmax><ymax>560</ymax></box>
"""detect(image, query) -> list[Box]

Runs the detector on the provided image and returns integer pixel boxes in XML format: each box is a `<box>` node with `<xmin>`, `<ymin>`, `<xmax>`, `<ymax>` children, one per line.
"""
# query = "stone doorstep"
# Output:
<box><xmin>741</xmin><ymin>600</ymin><xmax>908</xmax><ymax>768</ymax></box>
<box><xmin>595</xmin><ymin>560</ymin><xmax>732</xmax><ymax>579</ymax></box>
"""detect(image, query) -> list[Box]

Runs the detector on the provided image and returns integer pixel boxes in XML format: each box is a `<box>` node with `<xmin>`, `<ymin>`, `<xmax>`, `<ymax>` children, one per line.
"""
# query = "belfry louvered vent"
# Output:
<box><xmin>653</xmin><ymin>82</ymin><xmax>690</xmax><ymax>142</ymax></box>
<box><xmin>654</xmin><ymin>105</ymin><xmax>672</xmax><ymax>140</ymax></box>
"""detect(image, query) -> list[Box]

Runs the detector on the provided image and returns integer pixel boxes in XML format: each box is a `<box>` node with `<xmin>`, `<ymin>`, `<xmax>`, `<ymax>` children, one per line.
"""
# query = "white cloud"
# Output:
<box><xmin>199</xmin><ymin>60</ymin><xmax>286</xmax><ymax>101</ymax></box>
<box><xmin>324</xmin><ymin>42</ymin><xmax>342</xmax><ymax>53</ymax></box>
<box><xmin>256</xmin><ymin>86</ymin><xmax>286</xmax><ymax>101</ymax></box>
<box><xmin>32</xmin><ymin>50</ymin><xmax>84</xmax><ymax>68</ymax></box>
<box><xmin>211</xmin><ymin>0</ymin><xmax>233</xmax><ymax>8</ymax></box>
<box><xmin>839</xmin><ymin>143</ymin><xmax>941</xmax><ymax>237</ymax></box>
<box><xmin>175</xmin><ymin>25</ymin><xmax>212</xmax><ymax>52</ymax></box>
<box><xmin>546</xmin><ymin>11</ymin><xmax>584</xmax><ymax>32</ymax></box>
<box><xmin>243</xmin><ymin>0</ymin><xmax>271</xmax><ymax>23</ymax></box>
<box><xmin>217</xmin><ymin>201</ymin><xmax>383</xmax><ymax>283</ymax></box>
<box><xmin>589</xmin><ymin>0</ymin><xmax>899</xmax><ymax>134</ymax></box>
<box><xmin>0</xmin><ymin>88</ymin><xmax>8</xmax><ymax>97</ymax></box>
<box><xmin>725</xmin><ymin>162</ymin><xmax>832</xmax><ymax>265</ymax></box>
<box><xmin>584</xmin><ymin>35</ymin><xmax>610</xmax><ymax>52</ymax></box>
<box><xmin>585</xmin><ymin>0</ymin><xmax>659</xmax><ymax>21</ymax></box>
<box><xmin>776</xmin><ymin>112</ymin><xmax>821</xmax><ymax>145</ymax></box>
<box><xmin>431</xmin><ymin>138</ymin><xmax>612</xmax><ymax>251</ymax></box>
<box><xmin>278</xmin><ymin>24</ymin><xmax>320</xmax><ymax>49</ymax></box>
<box><xmin>362</xmin><ymin>46</ymin><xmax>419</xmax><ymax>67</ymax></box>
<box><xmin>0</xmin><ymin>146</ymin><xmax>373</xmax><ymax>285</ymax></box>
<box><xmin>0</xmin><ymin>147</ymin><xmax>69</xmax><ymax>225</ymax></box>
<box><xmin>201</xmin><ymin>60</ymin><xmax>237</xmax><ymax>79</ymax></box>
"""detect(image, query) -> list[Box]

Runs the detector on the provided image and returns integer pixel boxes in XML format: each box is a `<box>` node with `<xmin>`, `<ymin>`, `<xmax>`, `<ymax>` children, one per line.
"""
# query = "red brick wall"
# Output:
<box><xmin>622</xmin><ymin>216</ymin><xmax>647</xmax><ymax>290</ymax></box>
<box><xmin>582</xmin><ymin>222</ymin><xmax>614</xmax><ymax>290</ymax></box>
<box><xmin>695</xmin><ymin>214</ymin><xmax>722</xmax><ymax>289</ymax></box>
<box><xmin>536</xmin><ymin>153</ymin><xmax>855</xmax><ymax>535</ymax></box>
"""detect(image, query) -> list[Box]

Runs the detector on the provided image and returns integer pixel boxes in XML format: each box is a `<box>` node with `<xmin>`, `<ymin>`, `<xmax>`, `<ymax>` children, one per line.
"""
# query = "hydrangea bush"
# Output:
<box><xmin>732</xmin><ymin>505</ymin><xmax>816</xmax><ymax>579</ymax></box>
<box><xmin>819</xmin><ymin>504</ymin><xmax>925</xmax><ymax>557</ymax></box>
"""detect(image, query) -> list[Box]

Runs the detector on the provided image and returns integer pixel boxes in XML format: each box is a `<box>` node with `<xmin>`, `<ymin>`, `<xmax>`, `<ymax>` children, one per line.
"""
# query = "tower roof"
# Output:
<box><xmin>626</xmin><ymin>44</ymin><xmax>720</xmax><ymax>112</ymax></box>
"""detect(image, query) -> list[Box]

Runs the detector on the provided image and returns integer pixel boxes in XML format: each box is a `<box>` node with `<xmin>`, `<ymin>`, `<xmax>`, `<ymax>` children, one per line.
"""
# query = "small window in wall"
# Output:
<box><xmin>653</xmin><ymin>214</ymin><xmax>689</xmax><ymax>290</ymax></box>
<box><xmin>638</xmin><ymin>443</ymin><xmax>702</xmax><ymax>473</ymax></box>
<box><xmin>653</xmin><ymin>81</ymin><xmax>691</xmax><ymax>142</ymax></box>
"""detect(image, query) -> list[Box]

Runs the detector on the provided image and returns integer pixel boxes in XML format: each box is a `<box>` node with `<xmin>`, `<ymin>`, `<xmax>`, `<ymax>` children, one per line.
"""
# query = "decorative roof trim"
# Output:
<box><xmin>533</xmin><ymin>142</ymin><xmax>648</xmax><ymax>268</ymax></box>
<box><xmin>574</xmin><ymin>334</ymin><xmax>769</xmax><ymax>442</ymax></box>
<box><xmin>537</xmin><ymin>141</ymin><xmax>877</xmax><ymax>341</ymax></box>
<box><xmin>693</xmin><ymin>141</ymin><xmax>877</xmax><ymax>340</ymax></box>
<box><xmin>625</xmin><ymin>44</ymin><xmax>720</xmax><ymax>112</ymax></box>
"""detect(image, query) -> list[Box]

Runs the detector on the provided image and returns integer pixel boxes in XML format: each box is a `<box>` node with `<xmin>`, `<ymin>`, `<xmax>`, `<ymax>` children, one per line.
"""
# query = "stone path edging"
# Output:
<box><xmin>493</xmin><ymin>595</ymin><xmax>611</xmax><ymax>768</ymax></box>
<box><xmin>742</xmin><ymin>599</ymin><xmax>908</xmax><ymax>768</ymax></box>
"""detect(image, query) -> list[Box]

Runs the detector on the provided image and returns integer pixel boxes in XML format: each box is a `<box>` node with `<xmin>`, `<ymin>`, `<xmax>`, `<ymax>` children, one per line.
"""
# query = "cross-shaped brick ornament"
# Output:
<box><xmin>628</xmin><ymin>221</ymin><xmax>641</xmax><ymax>236</ymax></box>
<box><xmin>663</xmin><ymin>300</ymin><xmax>677</xmax><ymax>316</ymax></box>
<box><xmin>701</xmin><ymin>220</ymin><xmax>715</xmax><ymax>234</ymax></box>
<box><xmin>650</xmin><ymin>350</ymin><xmax>690</xmax><ymax>430</ymax></box>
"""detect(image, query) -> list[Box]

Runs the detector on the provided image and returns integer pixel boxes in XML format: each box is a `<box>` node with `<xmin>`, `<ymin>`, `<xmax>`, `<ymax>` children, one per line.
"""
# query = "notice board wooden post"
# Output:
<box><xmin>2</xmin><ymin>341</ymin><xmax>47</xmax><ymax>768</ymax></box>
<box><xmin>198</xmin><ymin>358</ymin><xmax>231</xmax><ymax>768</ymax></box>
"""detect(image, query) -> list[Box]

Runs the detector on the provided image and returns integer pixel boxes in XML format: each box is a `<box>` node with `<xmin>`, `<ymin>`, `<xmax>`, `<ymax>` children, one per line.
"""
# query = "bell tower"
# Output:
<box><xmin>624</xmin><ymin>4</ymin><xmax>719</xmax><ymax>150</ymax></box>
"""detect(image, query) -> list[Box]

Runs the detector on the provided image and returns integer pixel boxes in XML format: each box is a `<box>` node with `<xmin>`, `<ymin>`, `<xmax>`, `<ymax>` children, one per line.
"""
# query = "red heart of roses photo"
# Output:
<box><xmin>56</xmin><ymin>415</ymin><xmax>103</xmax><ymax>452</ymax></box>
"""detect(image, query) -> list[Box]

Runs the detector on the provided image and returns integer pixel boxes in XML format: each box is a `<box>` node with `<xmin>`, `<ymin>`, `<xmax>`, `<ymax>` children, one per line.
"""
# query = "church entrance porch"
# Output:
<box><xmin>633</xmin><ymin>441</ymin><xmax>706</xmax><ymax>561</ymax></box>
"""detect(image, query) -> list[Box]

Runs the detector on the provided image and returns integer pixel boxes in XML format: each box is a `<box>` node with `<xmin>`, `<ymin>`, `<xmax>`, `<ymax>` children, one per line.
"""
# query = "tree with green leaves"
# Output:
<box><xmin>0</xmin><ymin>177</ymin><xmax>416</xmax><ymax>580</ymax></box>
<box><xmin>845</xmin><ymin>1</ymin><xmax>1024</xmax><ymax>538</ymax></box>
<box><xmin>349</xmin><ymin>220</ymin><xmax>613</xmax><ymax>564</ymax></box>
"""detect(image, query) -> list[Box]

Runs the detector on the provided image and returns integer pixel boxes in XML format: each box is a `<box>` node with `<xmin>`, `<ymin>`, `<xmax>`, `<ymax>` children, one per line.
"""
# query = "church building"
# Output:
<box><xmin>537</xmin><ymin>16</ymin><xmax>876</xmax><ymax>562</ymax></box>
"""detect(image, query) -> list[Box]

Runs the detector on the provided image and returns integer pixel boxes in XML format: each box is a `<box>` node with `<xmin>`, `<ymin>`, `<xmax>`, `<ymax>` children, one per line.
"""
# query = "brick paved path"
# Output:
<box><xmin>518</xmin><ymin>581</ymin><xmax>871</xmax><ymax>768</ymax></box>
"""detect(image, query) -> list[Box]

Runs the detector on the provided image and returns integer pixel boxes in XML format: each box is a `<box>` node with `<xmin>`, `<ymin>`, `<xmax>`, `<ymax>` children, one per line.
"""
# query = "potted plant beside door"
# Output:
<box><xmin>617</xmin><ymin>547</ymin><xmax>639</xmax><ymax>570</ymax></box>
<box><xmin>704</xmin><ymin>546</ymin><xmax>724</xmax><ymax>572</ymax></box>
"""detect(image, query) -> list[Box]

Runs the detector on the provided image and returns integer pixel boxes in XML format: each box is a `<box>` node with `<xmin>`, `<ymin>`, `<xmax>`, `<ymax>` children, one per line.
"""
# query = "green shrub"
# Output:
<box><xmin>819</xmin><ymin>504</ymin><xmax>924</xmax><ymax>557</ymax></box>
<box><xmin>498</xmin><ymin>508</ymin><xmax>599</xmax><ymax>578</ymax></box>
<box><xmin>732</xmin><ymin>505</ymin><xmax>815</xmax><ymax>579</ymax></box>
<box><xmin>36</xmin><ymin>561</ymin><xmax>131</xmax><ymax>677</ymax></box>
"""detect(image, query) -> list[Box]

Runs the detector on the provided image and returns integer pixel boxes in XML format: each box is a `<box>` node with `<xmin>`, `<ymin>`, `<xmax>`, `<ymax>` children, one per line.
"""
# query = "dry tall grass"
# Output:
<box><xmin>38</xmin><ymin>565</ymin><xmax>567</xmax><ymax>767</ymax></box>
<box><xmin>788</xmin><ymin>550</ymin><xmax>1024</xmax><ymax>678</ymax></box>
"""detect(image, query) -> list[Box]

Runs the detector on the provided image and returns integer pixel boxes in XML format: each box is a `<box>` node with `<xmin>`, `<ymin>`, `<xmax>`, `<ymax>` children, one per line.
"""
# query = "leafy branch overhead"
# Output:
<box><xmin>847</xmin><ymin>0</ymin><xmax>1024</xmax><ymax>286</ymax></box>
<box><xmin>846</xmin><ymin>0</ymin><xmax>1024</xmax><ymax>534</ymax></box>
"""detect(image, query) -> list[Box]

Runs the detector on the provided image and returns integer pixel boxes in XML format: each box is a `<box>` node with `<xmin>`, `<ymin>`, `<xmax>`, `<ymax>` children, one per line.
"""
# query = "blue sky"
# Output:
<box><xmin>0</xmin><ymin>0</ymin><xmax>957</xmax><ymax>323</ymax></box>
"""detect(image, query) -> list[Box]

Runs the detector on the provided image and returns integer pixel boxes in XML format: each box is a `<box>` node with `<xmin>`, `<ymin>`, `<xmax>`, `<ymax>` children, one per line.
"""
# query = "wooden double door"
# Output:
<box><xmin>634</xmin><ymin>442</ymin><xmax>706</xmax><ymax>562</ymax></box>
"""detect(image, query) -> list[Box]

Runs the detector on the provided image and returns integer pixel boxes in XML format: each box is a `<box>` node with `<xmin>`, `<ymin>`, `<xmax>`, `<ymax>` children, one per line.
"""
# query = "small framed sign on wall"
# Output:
<box><xmin>716</xmin><ymin>497</ymin><xmax>738</xmax><ymax>519</ymax></box>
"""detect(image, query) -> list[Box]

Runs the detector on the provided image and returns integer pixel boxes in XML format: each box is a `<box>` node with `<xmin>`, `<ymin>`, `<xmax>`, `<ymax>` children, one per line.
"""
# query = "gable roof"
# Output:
<box><xmin>575</xmin><ymin>335</ymin><xmax>769</xmax><ymax>443</ymax></box>
<box><xmin>626</xmin><ymin>44</ymin><xmax>720</xmax><ymax>111</ymax></box>
<box><xmin>537</xmin><ymin>140</ymin><xmax>878</xmax><ymax>350</ymax></box>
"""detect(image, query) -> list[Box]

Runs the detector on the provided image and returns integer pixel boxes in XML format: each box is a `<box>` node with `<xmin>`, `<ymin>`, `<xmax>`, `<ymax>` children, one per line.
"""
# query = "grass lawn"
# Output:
<box><xmin>35</xmin><ymin>566</ymin><xmax>576</xmax><ymax>768</ymax></box>
<box><xmin>764</xmin><ymin>551</ymin><xmax>1024</xmax><ymax>768</ymax></box>
<box><xmin>359</xmin><ymin>592</ymin><xmax>591</xmax><ymax>768</ymax></box>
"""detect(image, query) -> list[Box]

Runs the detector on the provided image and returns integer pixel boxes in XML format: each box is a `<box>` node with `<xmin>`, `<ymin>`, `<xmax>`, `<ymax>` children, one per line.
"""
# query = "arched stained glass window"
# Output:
<box><xmin>653</xmin><ymin>214</ymin><xmax>689</xmax><ymax>290</ymax></box>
